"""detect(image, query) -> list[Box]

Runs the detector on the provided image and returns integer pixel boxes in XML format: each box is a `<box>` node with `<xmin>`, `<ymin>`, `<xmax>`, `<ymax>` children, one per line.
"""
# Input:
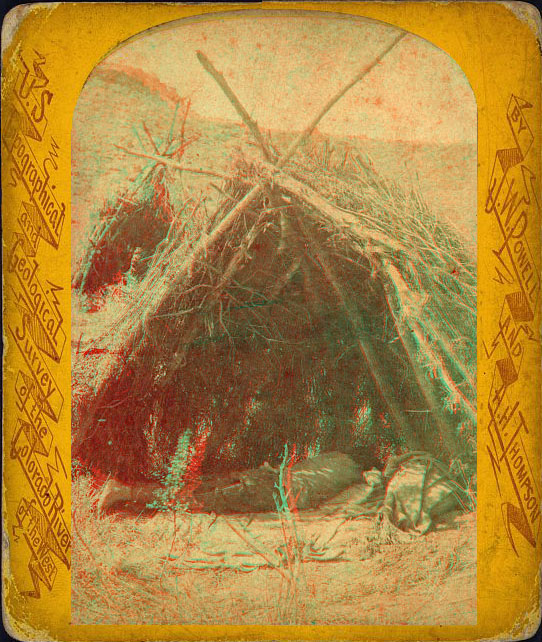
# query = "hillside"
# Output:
<box><xmin>72</xmin><ymin>65</ymin><xmax>477</xmax><ymax>266</ymax></box>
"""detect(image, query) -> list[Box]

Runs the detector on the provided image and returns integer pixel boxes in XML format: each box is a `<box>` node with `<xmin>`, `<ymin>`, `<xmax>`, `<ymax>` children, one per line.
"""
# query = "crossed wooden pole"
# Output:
<box><xmin>191</xmin><ymin>31</ymin><xmax>444</xmax><ymax>452</ymax></box>
<box><xmin>190</xmin><ymin>31</ymin><xmax>469</xmax><ymax>460</ymax></box>
<box><xmin>117</xmin><ymin>31</ymin><xmax>407</xmax><ymax>216</ymax></box>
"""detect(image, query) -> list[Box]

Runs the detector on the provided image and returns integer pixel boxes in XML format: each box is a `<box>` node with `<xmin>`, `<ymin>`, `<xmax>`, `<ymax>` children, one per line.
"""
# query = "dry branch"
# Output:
<box><xmin>279</xmin><ymin>31</ymin><xmax>407</xmax><ymax>167</ymax></box>
<box><xmin>114</xmin><ymin>145</ymin><xmax>238</xmax><ymax>181</ymax></box>
<box><xmin>383</xmin><ymin>262</ymin><xmax>476</xmax><ymax>423</ymax></box>
<box><xmin>380</xmin><ymin>262</ymin><xmax>464</xmax><ymax>457</ymax></box>
<box><xmin>259</xmin><ymin>162</ymin><xmax>407</xmax><ymax>253</ymax></box>
<box><xmin>142</xmin><ymin>121</ymin><xmax>160</xmax><ymax>154</ymax></box>
<box><xmin>197</xmin><ymin>51</ymin><xmax>276</xmax><ymax>163</ymax></box>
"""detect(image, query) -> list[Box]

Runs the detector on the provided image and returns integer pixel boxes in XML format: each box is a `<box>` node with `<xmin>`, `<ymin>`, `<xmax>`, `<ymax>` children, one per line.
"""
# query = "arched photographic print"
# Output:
<box><xmin>71</xmin><ymin>12</ymin><xmax>477</xmax><ymax>625</ymax></box>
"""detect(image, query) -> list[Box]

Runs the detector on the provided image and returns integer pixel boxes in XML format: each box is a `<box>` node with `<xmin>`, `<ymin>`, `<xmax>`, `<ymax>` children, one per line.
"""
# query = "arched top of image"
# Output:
<box><xmin>83</xmin><ymin>10</ymin><xmax>476</xmax><ymax>146</ymax></box>
<box><xmin>71</xmin><ymin>16</ymin><xmax>478</xmax><ymax>612</ymax></box>
<box><xmin>72</xmin><ymin>10</ymin><xmax>477</xmax><ymax>263</ymax></box>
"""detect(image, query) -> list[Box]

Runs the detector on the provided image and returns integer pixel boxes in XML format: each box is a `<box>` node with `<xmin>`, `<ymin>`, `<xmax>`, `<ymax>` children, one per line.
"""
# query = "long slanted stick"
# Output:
<box><xmin>142</xmin><ymin>121</ymin><xmax>160</xmax><ymax>154</ymax></box>
<box><xmin>196</xmin><ymin>51</ymin><xmax>276</xmax><ymax>163</ymax></box>
<box><xmin>179</xmin><ymin>31</ymin><xmax>408</xmax><ymax>250</ymax></box>
<box><xmin>296</xmin><ymin>215</ymin><xmax>416</xmax><ymax>448</ymax></box>
<box><xmin>279</xmin><ymin>31</ymin><xmax>407</xmax><ymax>168</ymax></box>
<box><xmin>259</xmin><ymin>162</ymin><xmax>407</xmax><ymax>253</ymax></box>
<box><xmin>197</xmin><ymin>31</ymin><xmax>406</xmax><ymax>171</ymax></box>
<box><xmin>380</xmin><ymin>265</ymin><xmax>463</xmax><ymax>458</ymax></box>
<box><xmin>382</xmin><ymin>261</ymin><xmax>476</xmax><ymax>423</ymax></box>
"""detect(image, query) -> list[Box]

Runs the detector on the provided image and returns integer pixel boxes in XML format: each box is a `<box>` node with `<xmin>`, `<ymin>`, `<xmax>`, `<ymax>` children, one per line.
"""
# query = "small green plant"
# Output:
<box><xmin>148</xmin><ymin>429</ymin><xmax>192</xmax><ymax>512</ymax></box>
<box><xmin>145</xmin><ymin>430</ymin><xmax>194</xmax><ymax>584</ymax></box>
<box><xmin>272</xmin><ymin>445</ymin><xmax>311</xmax><ymax>624</ymax></box>
<box><xmin>449</xmin><ymin>456</ymin><xmax>477</xmax><ymax>512</ymax></box>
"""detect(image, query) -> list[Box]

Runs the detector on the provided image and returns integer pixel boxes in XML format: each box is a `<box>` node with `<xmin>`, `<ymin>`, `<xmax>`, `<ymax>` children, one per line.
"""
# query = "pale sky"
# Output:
<box><xmin>100</xmin><ymin>13</ymin><xmax>476</xmax><ymax>145</ymax></box>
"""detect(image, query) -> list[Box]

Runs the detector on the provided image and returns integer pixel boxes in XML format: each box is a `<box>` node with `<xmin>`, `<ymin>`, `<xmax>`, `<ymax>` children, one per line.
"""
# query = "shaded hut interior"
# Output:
<box><xmin>73</xmin><ymin>154</ymin><xmax>476</xmax><ymax>486</ymax></box>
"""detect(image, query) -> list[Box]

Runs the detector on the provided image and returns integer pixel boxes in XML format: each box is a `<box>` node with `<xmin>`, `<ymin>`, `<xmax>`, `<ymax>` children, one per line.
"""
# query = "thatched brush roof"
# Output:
<box><xmin>72</xmin><ymin>148</ymin><xmax>476</xmax><ymax>484</ymax></box>
<box><xmin>72</xmin><ymin>41</ymin><xmax>476</xmax><ymax>487</ymax></box>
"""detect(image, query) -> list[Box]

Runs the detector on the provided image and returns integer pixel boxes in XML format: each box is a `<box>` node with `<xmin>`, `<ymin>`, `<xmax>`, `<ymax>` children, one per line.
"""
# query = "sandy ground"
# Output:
<box><xmin>72</xmin><ymin>475</ymin><xmax>476</xmax><ymax>626</ymax></box>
